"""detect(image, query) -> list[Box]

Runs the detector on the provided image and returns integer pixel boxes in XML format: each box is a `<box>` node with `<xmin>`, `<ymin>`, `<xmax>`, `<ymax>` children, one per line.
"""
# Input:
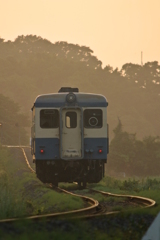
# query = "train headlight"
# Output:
<box><xmin>89</xmin><ymin>117</ymin><xmax>98</xmax><ymax>127</ymax></box>
<box><xmin>66</xmin><ymin>93</ymin><xmax>76</xmax><ymax>103</ymax></box>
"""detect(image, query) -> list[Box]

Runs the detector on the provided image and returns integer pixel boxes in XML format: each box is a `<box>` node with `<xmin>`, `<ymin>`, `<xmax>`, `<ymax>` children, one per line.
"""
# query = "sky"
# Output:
<box><xmin>0</xmin><ymin>0</ymin><xmax>160</xmax><ymax>69</ymax></box>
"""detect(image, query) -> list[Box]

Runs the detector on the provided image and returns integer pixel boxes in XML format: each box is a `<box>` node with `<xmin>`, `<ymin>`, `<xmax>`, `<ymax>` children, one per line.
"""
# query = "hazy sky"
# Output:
<box><xmin>0</xmin><ymin>0</ymin><xmax>160</xmax><ymax>69</ymax></box>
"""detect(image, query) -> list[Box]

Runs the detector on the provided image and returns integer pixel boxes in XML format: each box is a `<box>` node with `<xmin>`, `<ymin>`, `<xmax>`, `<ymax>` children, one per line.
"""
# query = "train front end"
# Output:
<box><xmin>31</xmin><ymin>87</ymin><xmax>109</xmax><ymax>187</ymax></box>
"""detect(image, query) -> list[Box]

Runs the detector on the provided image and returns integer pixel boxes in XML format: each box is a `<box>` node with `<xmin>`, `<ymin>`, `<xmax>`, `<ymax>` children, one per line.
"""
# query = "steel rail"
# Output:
<box><xmin>87</xmin><ymin>188</ymin><xmax>156</xmax><ymax>210</ymax></box>
<box><xmin>21</xmin><ymin>147</ymin><xmax>35</xmax><ymax>173</ymax></box>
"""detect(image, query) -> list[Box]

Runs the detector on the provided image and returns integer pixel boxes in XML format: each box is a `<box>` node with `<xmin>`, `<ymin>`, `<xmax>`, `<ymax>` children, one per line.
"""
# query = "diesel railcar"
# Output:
<box><xmin>31</xmin><ymin>87</ymin><xmax>109</xmax><ymax>187</ymax></box>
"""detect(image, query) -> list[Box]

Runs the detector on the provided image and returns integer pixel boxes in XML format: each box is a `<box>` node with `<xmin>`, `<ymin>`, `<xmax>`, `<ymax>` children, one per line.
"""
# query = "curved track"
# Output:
<box><xmin>87</xmin><ymin>188</ymin><xmax>156</xmax><ymax>212</ymax></box>
<box><xmin>0</xmin><ymin>145</ymin><xmax>156</xmax><ymax>223</ymax></box>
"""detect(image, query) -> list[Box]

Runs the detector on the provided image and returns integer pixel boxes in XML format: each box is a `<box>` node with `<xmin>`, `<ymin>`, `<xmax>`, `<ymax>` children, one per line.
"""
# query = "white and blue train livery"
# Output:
<box><xmin>31</xmin><ymin>87</ymin><xmax>109</xmax><ymax>187</ymax></box>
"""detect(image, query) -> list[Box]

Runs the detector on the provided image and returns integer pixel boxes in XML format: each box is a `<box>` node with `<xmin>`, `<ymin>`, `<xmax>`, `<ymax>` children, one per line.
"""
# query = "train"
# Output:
<box><xmin>31</xmin><ymin>87</ymin><xmax>109</xmax><ymax>187</ymax></box>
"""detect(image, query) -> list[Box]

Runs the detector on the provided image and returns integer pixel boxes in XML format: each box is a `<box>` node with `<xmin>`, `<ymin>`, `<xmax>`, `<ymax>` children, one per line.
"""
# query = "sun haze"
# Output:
<box><xmin>0</xmin><ymin>0</ymin><xmax>160</xmax><ymax>69</ymax></box>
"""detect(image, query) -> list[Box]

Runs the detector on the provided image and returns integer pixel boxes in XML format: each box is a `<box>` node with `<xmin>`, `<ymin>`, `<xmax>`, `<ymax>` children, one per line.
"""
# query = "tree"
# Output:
<box><xmin>121</xmin><ymin>61</ymin><xmax>160</xmax><ymax>90</ymax></box>
<box><xmin>109</xmin><ymin>119</ymin><xmax>136</xmax><ymax>174</ymax></box>
<box><xmin>0</xmin><ymin>94</ymin><xmax>29</xmax><ymax>145</ymax></box>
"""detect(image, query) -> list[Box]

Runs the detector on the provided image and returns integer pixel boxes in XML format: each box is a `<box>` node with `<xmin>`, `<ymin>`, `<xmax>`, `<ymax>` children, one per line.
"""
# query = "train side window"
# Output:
<box><xmin>84</xmin><ymin>109</ymin><xmax>102</xmax><ymax>128</ymax></box>
<box><xmin>40</xmin><ymin>109</ymin><xmax>59</xmax><ymax>128</ymax></box>
<box><xmin>66</xmin><ymin>112</ymin><xmax>77</xmax><ymax>128</ymax></box>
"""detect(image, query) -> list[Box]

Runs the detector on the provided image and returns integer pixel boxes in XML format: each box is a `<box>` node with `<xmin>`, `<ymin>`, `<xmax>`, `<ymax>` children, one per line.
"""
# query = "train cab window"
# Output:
<box><xmin>40</xmin><ymin>109</ymin><xmax>59</xmax><ymax>128</ymax></box>
<box><xmin>66</xmin><ymin>112</ymin><xmax>77</xmax><ymax>128</ymax></box>
<box><xmin>84</xmin><ymin>109</ymin><xmax>102</xmax><ymax>128</ymax></box>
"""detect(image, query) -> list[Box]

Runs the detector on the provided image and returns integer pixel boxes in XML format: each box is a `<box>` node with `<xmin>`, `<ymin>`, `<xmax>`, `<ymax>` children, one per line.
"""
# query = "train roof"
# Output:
<box><xmin>33</xmin><ymin>92</ymin><xmax>108</xmax><ymax>108</ymax></box>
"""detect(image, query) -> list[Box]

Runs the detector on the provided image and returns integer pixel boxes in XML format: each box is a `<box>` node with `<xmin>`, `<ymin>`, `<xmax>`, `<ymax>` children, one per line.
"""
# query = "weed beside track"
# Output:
<box><xmin>0</xmin><ymin>212</ymin><xmax>155</xmax><ymax>240</ymax></box>
<box><xmin>0</xmin><ymin>146</ymin><xmax>85</xmax><ymax>219</ymax></box>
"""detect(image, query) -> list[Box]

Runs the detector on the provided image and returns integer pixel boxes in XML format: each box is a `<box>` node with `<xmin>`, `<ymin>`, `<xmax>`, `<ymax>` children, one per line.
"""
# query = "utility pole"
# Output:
<box><xmin>141</xmin><ymin>51</ymin><xmax>143</xmax><ymax>66</ymax></box>
<box><xmin>0</xmin><ymin>123</ymin><xmax>2</xmax><ymax>145</ymax></box>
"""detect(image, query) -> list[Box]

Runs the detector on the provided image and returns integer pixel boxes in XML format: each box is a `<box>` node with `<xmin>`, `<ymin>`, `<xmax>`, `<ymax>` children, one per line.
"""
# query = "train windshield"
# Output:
<box><xmin>40</xmin><ymin>109</ymin><xmax>59</xmax><ymax>128</ymax></box>
<box><xmin>84</xmin><ymin>109</ymin><xmax>102</xmax><ymax>128</ymax></box>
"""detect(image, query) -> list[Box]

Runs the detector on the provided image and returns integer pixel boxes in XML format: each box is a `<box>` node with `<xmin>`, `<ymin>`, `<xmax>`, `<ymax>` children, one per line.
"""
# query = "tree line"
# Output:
<box><xmin>0</xmin><ymin>35</ymin><xmax>160</xmax><ymax>139</ymax></box>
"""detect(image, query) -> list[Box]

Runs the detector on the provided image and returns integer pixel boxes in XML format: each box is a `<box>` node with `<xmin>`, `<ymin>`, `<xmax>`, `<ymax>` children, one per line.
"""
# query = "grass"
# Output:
<box><xmin>0</xmin><ymin>146</ymin><xmax>84</xmax><ymax>219</ymax></box>
<box><xmin>0</xmin><ymin>184</ymin><xmax>26</xmax><ymax>219</ymax></box>
<box><xmin>0</xmin><ymin>219</ymin><xmax>117</xmax><ymax>240</ymax></box>
<box><xmin>0</xmin><ymin>147</ymin><xmax>27</xmax><ymax>219</ymax></box>
<box><xmin>89</xmin><ymin>175</ymin><xmax>160</xmax><ymax>193</ymax></box>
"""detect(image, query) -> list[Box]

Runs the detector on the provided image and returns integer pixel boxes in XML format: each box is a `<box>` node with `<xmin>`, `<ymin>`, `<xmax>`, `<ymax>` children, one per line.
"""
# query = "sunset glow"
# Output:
<box><xmin>1</xmin><ymin>0</ymin><xmax>160</xmax><ymax>68</ymax></box>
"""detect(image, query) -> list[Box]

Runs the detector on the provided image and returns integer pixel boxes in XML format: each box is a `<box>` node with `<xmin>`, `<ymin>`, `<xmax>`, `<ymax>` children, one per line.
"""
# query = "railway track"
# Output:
<box><xmin>0</xmin><ymin>145</ymin><xmax>156</xmax><ymax>223</ymax></box>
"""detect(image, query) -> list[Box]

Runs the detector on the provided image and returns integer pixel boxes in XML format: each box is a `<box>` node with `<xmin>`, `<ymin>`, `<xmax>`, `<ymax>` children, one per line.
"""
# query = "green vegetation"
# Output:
<box><xmin>0</xmin><ymin>146</ymin><xmax>84</xmax><ymax>219</ymax></box>
<box><xmin>94</xmin><ymin>175</ymin><xmax>160</xmax><ymax>193</ymax></box>
<box><xmin>107</xmin><ymin>119</ymin><xmax>160</xmax><ymax>177</ymax></box>
<box><xmin>0</xmin><ymin>94</ymin><xmax>29</xmax><ymax>145</ymax></box>
<box><xmin>0</xmin><ymin>147</ymin><xmax>26</xmax><ymax>219</ymax></box>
